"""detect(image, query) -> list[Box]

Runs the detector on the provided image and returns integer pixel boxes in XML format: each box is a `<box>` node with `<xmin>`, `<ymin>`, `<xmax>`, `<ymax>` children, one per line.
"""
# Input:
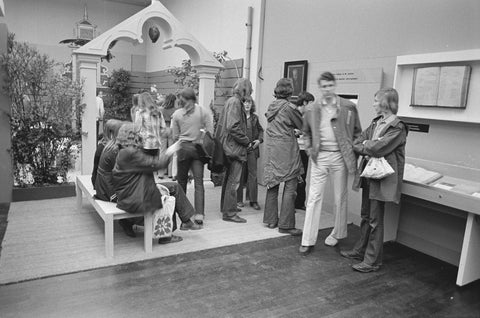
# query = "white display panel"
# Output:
<box><xmin>394</xmin><ymin>49</ymin><xmax>480</xmax><ymax>124</ymax></box>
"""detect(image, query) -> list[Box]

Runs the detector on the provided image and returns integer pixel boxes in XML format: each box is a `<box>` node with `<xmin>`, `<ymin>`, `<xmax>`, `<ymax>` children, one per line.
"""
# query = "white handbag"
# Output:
<box><xmin>152</xmin><ymin>184</ymin><xmax>176</xmax><ymax>239</ymax></box>
<box><xmin>360</xmin><ymin>157</ymin><xmax>395</xmax><ymax>179</ymax></box>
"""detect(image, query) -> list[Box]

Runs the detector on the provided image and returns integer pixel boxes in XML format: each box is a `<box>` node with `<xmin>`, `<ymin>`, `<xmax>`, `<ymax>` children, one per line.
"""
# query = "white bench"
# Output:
<box><xmin>76</xmin><ymin>175</ymin><xmax>153</xmax><ymax>258</ymax></box>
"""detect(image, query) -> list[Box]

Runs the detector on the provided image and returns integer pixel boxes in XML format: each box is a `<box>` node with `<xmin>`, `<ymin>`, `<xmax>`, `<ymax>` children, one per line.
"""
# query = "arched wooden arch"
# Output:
<box><xmin>73</xmin><ymin>0</ymin><xmax>223</xmax><ymax>174</ymax></box>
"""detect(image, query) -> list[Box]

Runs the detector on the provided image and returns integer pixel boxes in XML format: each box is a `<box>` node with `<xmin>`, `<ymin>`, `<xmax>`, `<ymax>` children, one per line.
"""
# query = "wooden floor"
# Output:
<box><xmin>0</xmin><ymin>225</ymin><xmax>479</xmax><ymax>318</ymax></box>
<box><xmin>0</xmin><ymin>182</ymin><xmax>335</xmax><ymax>284</ymax></box>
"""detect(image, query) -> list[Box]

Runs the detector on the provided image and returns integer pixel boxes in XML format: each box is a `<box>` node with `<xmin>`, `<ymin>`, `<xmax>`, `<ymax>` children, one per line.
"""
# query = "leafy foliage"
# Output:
<box><xmin>166</xmin><ymin>50</ymin><xmax>232</xmax><ymax>132</ymax></box>
<box><xmin>103</xmin><ymin>68</ymin><xmax>131</xmax><ymax>121</ymax></box>
<box><xmin>166</xmin><ymin>50</ymin><xmax>230</xmax><ymax>94</ymax></box>
<box><xmin>0</xmin><ymin>34</ymin><xmax>84</xmax><ymax>186</ymax></box>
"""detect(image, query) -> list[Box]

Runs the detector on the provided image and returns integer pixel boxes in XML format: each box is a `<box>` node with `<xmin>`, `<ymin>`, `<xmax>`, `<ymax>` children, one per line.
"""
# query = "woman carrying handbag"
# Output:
<box><xmin>340</xmin><ymin>88</ymin><xmax>408</xmax><ymax>273</ymax></box>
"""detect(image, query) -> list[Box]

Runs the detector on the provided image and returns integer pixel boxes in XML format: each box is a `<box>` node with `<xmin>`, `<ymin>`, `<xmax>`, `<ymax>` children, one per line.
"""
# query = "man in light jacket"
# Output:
<box><xmin>299</xmin><ymin>72</ymin><xmax>362</xmax><ymax>255</ymax></box>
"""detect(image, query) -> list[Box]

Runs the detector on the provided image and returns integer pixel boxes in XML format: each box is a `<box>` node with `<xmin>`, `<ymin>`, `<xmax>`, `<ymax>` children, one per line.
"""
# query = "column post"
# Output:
<box><xmin>75</xmin><ymin>53</ymin><xmax>101</xmax><ymax>175</ymax></box>
<box><xmin>196</xmin><ymin>66</ymin><xmax>221</xmax><ymax>110</ymax></box>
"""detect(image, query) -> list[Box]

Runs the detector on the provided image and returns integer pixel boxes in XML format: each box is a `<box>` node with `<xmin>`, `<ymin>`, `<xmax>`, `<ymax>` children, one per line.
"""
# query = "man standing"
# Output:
<box><xmin>216</xmin><ymin>78</ymin><xmax>253</xmax><ymax>223</ymax></box>
<box><xmin>299</xmin><ymin>72</ymin><xmax>362</xmax><ymax>255</ymax></box>
<box><xmin>96</xmin><ymin>90</ymin><xmax>105</xmax><ymax>139</ymax></box>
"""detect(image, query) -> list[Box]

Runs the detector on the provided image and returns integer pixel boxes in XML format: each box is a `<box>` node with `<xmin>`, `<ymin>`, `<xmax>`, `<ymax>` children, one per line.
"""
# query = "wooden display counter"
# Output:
<box><xmin>386</xmin><ymin>157</ymin><xmax>480</xmax><ymax>286</ymax></box>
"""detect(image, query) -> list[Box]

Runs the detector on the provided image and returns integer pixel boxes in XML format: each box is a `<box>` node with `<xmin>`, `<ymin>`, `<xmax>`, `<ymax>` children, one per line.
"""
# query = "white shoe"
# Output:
<box><xmin>324</xmin><ymin>235</ymin><xmax>338</xmax><ymax>247</ymax></box>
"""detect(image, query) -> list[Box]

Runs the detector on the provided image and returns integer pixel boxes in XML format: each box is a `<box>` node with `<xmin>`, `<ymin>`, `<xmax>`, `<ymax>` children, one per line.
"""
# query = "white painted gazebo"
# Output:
<box><xmin>73</xmin><ymin>0</ymin><xmax>223</xmax><ymax>174</ymax></box>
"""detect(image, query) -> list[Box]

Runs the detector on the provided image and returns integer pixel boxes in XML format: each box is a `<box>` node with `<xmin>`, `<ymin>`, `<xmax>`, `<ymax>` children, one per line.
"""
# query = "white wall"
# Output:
<box><xmin>159</xmin><ymin>0</ymin><xmax>262</xmax><ymax>89</ymax></box>
<box><xmin>2</xmin><ymin>0</ymin><xmax>147</xmax><ymax>72</ymax></box>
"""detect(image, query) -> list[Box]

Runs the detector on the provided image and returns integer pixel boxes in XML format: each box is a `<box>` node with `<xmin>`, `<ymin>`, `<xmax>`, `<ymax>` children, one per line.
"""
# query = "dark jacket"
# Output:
<box><xmin>216</xmin><ymin>94</ymin><xmax>249</xmax><ymax>161</ymax></box>
<box><xmin>91</xmin><ymin>142</ymin><xmax>106</xmax><ymax>188</ymax></box>
<box><xmin>302</xmin><ymin>96</ymin><xmax>362</xmax><ymax>174</ymax></box>
<box><xmin>263</xmin><ymin>99</ymin><xmax>303</xmax><ymax>188</ymax></box>
<box><xmin>94</xmin><ymin>146</ymin><xmax>119</xmax><ymax>202</ymax></box>
<box><xmin>353</xmin><ymin>115</ymin><xmax>408</xmax><ymax>203</ymax></box>
<box><xmin>113</xmin><ymin>147</ymin><xmax>168</xmax><ymax>214</ymax></box>
<box><xmin>248</xmin><ymin>113</ymin><xmax>264</xmax><ymax>158</ymax></box>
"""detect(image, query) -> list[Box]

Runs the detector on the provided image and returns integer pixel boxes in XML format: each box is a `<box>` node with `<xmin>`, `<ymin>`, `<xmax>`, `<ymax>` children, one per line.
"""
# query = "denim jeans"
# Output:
<box><xmin>263</xmin><ymin>177</ymin><xmax>298</xmax><ymax>229</ymax></box>
<box><xmin>236</xmin><ymin>151</ymin><xmax>258</xmax><ymax>203</ymax></box>
<box><xmin>301</xmin><ymin>151</ymin><xmax>348</xmax><ymax>246</ymax></box>
<box><xmin>159</xmin><ymin>181</ymin><xmax>195</xmax><ymax>222</ymax></box>
<box><xmin>160</xmin><ymin>131</ymin><xmax>174</xmax><ymax>177</ymax></box>
<box><xmin>353</xmin><ymin>183</ymin><xmax>385</xmax><ymax>266</ymax></box>
<box><xmin>221</xmin><ymin>158</ymin><xmax>243</xmax><ymax>217</ymax></box>
<box><xmin>176</xmin><ymin>143</ymin><xmax>205</xmax><ymax>215</ymax></box>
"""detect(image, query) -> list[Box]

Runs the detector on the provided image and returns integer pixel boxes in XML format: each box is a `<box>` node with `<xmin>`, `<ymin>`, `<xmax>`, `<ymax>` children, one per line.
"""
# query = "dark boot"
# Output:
<box><xmin>119</xmin><ymin>219</ymin><xmax>136</xmax><ymax>238</ymax></box>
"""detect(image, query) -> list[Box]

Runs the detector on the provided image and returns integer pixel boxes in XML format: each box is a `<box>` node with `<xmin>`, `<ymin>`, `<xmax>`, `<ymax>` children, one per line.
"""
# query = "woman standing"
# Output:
<box><xmin>236</xmin><ymin>97</ymin><xmax>264</xmax><ymax>210</ymax></box>
<box><xmin>171</xmin><ymin>87</ymin><xmax>214</xmax><ymax>225</ymax></box>
<box><xmin>340</xmin><ymin>88</ymin><xmax>408</xmax><ymax>273</ymax></box>
<box><xmin>134</xmin><ymin>92</ymin><xmax>166</xmax><ymax>157</ymax></box>
<box><xmin>263</xmin><ymin>78</ymin><xmax>304</xmax><ymax>236</ymax></box>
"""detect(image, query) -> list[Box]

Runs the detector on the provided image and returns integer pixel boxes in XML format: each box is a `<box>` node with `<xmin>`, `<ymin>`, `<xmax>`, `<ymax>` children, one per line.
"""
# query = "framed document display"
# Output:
<box><xmin>411</xmin><ymin>65</ymin><xmax>471</xmax><ymax>108</ymax></box>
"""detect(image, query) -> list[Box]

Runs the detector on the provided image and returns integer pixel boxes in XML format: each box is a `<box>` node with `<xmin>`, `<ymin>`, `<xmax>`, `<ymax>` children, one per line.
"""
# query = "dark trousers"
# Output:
<box><xmin>353</xmin><ymin>183</ymin><xmax>385</xmax><ymax>266</ymax></box>
<box><xmin>263</xmin><ymin>177</ymin><xmax>298</xmax><ymax>229</ymax></box>
<box><xmin>221</xmin><ymin>158</ymin><xmax>243</xmax><ymax>217</ymax></box>
<box><xmin>160</xmin><ymin>181</ymin><xmax>195</xmax><ymax>223</ymax></box>
<box><xmin>236</xmin><ymin>151</ymin><xmax>258</xmax><ymax>204</ymax></box>
<box><xmin>121</xmin><ymin>182</ymin><xmax>194</xmax><ymax>232</ymax></box>
<box><xmin>176</xmin><ymin>143</ymin><xmax>205</xmax><ymax>215</ymax></box>
<box><xmin>295</xmin><ymin>150</ymin><xmax>309</xmax><ymax>208</ymax></box>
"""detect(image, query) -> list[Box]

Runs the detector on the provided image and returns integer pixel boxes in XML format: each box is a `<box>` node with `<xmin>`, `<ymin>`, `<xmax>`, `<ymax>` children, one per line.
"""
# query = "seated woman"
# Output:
<box><xmin>91</xmin><ymin>119</ymin><xmax>124</xmax><ymax>188</ymax></box>
<box><xmin>112</xmin><ymin>123</ymin><xmax>201</xmax><ymax>243</ymax></box>
<box><xmin>94</xmin><ymin>120</ymin><xmax>125</xmax><ymax>202</ymax></box>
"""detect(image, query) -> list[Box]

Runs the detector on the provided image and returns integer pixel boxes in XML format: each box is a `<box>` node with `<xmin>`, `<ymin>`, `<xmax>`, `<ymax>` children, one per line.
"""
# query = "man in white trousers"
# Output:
<box><xmin>299</xmin><ymin>71</ymin><xmax>362</xmax><ymax>255</ymax></box>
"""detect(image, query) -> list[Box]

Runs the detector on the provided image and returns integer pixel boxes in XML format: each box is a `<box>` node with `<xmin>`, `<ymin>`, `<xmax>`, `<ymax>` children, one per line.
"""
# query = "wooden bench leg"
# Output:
<box><xmin>144</xmin><ymin>213</ymin><xmax>153</xmax><ymax>253</ymax></box>
<box><xmin>105</xmin><ymin>215</ymin><xmax>114</xmax><ymax>258</ymax></box>
<box><xmin>457</xmin><ymin>213</ymin><xmax>480</xmax><ymax>286</ymax></box>
<box><xmin>76</xmin><ymin>181</ymin><xmax>83</xmax><ymax>210</ymax></box>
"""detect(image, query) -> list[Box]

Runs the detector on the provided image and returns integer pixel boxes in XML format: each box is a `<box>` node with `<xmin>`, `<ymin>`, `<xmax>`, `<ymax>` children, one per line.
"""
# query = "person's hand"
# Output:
<box><xmin>165</xmin><ymin>141</ymin><xmax>181</xmax><ymax>157</ymax></box>
<box><xmin>252</xmin><ymin>140</ymin><xmax>260</xmax><ymax>149</ymax></box>
<box><xmin>294</xmin><ymin>129</ymin><xmax>302</xmax><ymax>137</ymax></box>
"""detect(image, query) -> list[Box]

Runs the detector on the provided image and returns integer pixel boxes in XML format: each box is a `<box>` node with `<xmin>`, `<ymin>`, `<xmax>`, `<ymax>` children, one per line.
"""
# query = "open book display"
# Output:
<box><xmin>411</xmin><ymin>65</ymin><xmax>471</xmax><ymax>108</ymax></box>
<box><xmin>404</xmin><ymin>164</ymin><xmax>480</xmax><ymax>198</ymax></box>
<box><xmin>403</xmin><ymin>163</ymin><xmax>443</xmax><ymax>184</ymax></box>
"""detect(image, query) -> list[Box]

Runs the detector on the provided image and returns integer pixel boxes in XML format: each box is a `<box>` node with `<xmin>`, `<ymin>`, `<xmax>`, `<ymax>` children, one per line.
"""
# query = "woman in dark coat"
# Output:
<box><xmin>91</xmin><ymin>119</ymin><xmax>124</xmax><ymax>188</ymax></box>
<box><xmin>112</xmin><ymin>123</ymin><xmax>201</xmax><ymax>243</ymax></box>
<box><xmin>340</xmin><ymin>88</ymin><xmax>408</xmax><ymax>272</ymax></box>
<box><xmin>94</xmin><ymin>120</ymin><xmax>125</xmax><ymax>202</ymax></box>
<box><xmin>236</xmin><ymin>96</ymin><xmax>264</xmax><ymax>210</ymax></box>
<box><xmin>263</xmin><ymin>78</ymin><xmax>304</xmax><ymax>236</ymax></box>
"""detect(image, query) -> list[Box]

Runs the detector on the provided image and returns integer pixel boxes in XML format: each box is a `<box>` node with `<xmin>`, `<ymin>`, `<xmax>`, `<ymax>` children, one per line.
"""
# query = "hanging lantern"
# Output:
<box><xmin>148</xmin><ymin>26</ymin><xmax>160</xmax><ymax>43</ymax></box>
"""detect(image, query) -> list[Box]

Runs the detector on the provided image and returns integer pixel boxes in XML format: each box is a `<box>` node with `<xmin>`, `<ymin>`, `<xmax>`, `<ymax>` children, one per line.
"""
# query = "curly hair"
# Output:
<box><xmin>274</xmin><ymin>78</ymin><xmax>294</xmax><ymax>99</ymax></box>
<box><xmin>116</xmin><ymin>122</ymin><xmax>141</xmax><ymax>148</ymax></box>
<box><xmin>295</xmin><ymin>91</ymin><xmax>315</xmax><ymax>106</ymax></box>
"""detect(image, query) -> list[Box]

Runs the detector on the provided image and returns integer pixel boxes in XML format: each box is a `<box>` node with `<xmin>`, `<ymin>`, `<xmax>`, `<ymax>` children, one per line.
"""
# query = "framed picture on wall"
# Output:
<box><xmin>284</xmin><ymin>60</ymin><xmax>308</xmax><ymax>98</ymax></box>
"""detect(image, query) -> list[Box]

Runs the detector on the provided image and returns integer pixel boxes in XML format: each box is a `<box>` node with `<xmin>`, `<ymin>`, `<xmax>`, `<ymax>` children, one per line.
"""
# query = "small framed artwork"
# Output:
<box><xmin>283</xmin><ymin>60</ymin><xmax>308</xmax><ymax>98</ymax></box>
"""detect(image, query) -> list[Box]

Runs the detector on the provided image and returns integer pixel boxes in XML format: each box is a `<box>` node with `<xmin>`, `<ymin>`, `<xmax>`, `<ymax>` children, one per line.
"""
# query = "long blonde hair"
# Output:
<box><xmin>103</xmin><ymin>119</ymin><xmax>125</xmax><ymax>152</ymax></box>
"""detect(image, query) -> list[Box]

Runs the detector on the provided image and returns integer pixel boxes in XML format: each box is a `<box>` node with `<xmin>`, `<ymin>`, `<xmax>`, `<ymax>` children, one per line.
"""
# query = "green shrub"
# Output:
<box><xmin>103</xmin><ymin>68</ymin><xmax>131</xmax><ymax>121</ymax></box>
<box><xmin>0</xmin><ymin>34</ymin><xmax>84</xmax><ymax>186</ymax></box>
